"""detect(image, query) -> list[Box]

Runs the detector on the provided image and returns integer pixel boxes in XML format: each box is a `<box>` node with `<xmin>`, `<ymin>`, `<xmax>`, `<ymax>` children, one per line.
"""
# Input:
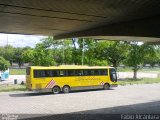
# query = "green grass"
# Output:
<box><xmin>118</xmin><ymin>78</ymin><xmax>160</xmax><ymax>86</ymax></box>
<box><xmin>0</xmin><ymin>84</ymin><xmax>27</xmax><ymax>92</ymax></box>
<box><xmin>10</xmin><ymin>68</ymin><xmax>26</xmax><ymax>75</ymax></box>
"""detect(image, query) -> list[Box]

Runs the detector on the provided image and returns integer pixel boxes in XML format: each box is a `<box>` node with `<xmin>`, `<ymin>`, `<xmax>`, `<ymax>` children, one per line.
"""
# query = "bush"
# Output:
<box><xmin>0</xmin><ymin>56</ymin><xmax>10</xmax><ymax>71</ymax></box>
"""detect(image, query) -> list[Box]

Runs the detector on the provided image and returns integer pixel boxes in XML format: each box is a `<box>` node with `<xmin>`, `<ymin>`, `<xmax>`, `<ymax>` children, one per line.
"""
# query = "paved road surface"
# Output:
<box><xmin>0</xmin><ymin>84</ymin><xmax>160</xmax><ymax>119</ymax></box>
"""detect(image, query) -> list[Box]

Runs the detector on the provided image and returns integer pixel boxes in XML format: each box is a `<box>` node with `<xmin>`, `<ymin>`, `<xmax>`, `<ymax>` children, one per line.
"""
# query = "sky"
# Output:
<box><xmin>0</xmin><ymin>33</ymin><xmax>44</xmax><ymax>48</ymax></box>
<box><xmin>0</xmin><ymin>33</ymin><xmax>144</xmax><ymax>48</ymax></box>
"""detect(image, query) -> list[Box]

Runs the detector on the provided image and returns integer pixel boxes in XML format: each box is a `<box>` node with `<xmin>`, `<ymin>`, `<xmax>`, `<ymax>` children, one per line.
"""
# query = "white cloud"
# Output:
<box><xmin>0</xmin><ymin>33</ymin><xmax>45</xmax><ymax>48</ymax></box>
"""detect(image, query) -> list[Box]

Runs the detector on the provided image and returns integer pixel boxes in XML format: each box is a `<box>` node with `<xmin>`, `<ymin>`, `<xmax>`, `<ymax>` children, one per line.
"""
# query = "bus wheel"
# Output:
<box><xmin>52</xmin><ymin>86</ymin><xmax>60</xmax><ymax>94</ymax></box>
<box><xmin>62</xmin><ymin>85</ymin><xmax>70</xmax><ymax>93</ymax></box>
<box><xmin>103</xmin><ymin>83</ymin><xmax>110</xmax><ymax>90</ymax></box>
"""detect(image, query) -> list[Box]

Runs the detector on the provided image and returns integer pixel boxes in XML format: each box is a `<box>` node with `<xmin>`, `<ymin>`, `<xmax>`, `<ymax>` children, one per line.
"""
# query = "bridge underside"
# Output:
<box><xmin>0</xmin><ymin>0</ymin><xmax>160</xmax><ymax>43</ymax></box>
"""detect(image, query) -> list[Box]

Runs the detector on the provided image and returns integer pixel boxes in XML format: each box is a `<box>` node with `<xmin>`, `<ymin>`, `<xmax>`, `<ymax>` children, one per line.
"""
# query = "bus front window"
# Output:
<box><xmin>110</xmin><ymin>68</ymin><xmax>117</xmax><ymax>82</ymax></box>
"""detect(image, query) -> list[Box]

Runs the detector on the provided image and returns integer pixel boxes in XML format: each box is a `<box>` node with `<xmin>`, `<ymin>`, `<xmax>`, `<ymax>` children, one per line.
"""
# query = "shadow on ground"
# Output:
<box><xmin>9</xmin><ymin>88</ymin><xmax>115</xmax><ymax>97</ymax></box>
<box><xmin>17</xmin><ymin>101</ymin><xmax>160</xmax><ymax>120</ymax></box>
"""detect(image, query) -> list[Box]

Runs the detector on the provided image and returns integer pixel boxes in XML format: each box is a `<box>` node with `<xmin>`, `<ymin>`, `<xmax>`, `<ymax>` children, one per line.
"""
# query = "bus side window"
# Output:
<box><xmin>59</xmin><ymin>70</ymin><xmax>64</xmax><ymax>76</ymax></box>
<box><xmin>89</xmin><ymin>70</ymin><xmax>94</xmax><ymax>76</ymax></box>
<box><xmin>34</xmin><ymin>70</ymin><xmax>45</xmax><ymax>78</ymax></box>
<box><xmin>40</xmin><ymin>70</ymin><xmax>45</xmax><ymax>77</ymax></box>
<box><xmin>83</xmin><ymin>70</ymin><xmax>88</xmax><ymax>76</ymax></box>
<box><xmin>53</xmin><ymin>70</ymin><xmax>59</xmax><ymax>77</ymax></box>
<box><xmin>67</xmin><ymin>70</ymin><xmax>75</xmax><ymax>76</ymax></box>
<box><xmin>100</xmin><ymin>69</ymin><xmax>108</xmax><ymax>75</ymax></box>
<box><xmin>84</xmin><ymin>70</ymin><xmax>94</xmax><ymax>76</ymax></box>
<box><xmin>64</xmin><ymin>70</ymin><xmax>68</xmax><ymax>76</ymax></box>
<box><xmin>79</xmin><ymin>70</ymin><xmax>83</xmax><ymax>76</ymax></box>
<box><xmin>45</xmin><ymin>70</ymin><xmax>53</xmax><ymax>77</ymax></box>
<box><xmin>94</xmin><ymin>69</ymin><xmax>100</xmax><ymax>75</ymax></box>
<box><xmin>75</xmin><ymin>70</ymin><xmax>83</xmax><ymax>76</ymax></box>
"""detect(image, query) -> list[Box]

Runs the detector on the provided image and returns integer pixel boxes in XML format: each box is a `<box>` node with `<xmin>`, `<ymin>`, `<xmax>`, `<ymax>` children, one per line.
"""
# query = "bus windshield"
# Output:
<box><xmin>110</xmin><ymin>68</ymin><xmax>117</xmax><ymax>82</ymax></box>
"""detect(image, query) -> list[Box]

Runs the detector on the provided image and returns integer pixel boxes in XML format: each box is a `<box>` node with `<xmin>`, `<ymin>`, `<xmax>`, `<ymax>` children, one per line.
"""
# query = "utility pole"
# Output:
<box><xmin>7</xmin><ymin>34</ymin><xmax>8</xmax><ymax>46</ymax></box>
<box><xmin>82</xmin><ymin>38</ymin><xmax>84</xmax><ymax>65</ymax></box>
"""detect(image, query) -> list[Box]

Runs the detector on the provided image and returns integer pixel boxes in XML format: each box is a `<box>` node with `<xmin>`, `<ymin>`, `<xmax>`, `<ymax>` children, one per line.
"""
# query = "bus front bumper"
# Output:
<box><xmin>110</xmin><ymin>84</ymin><xmax>118</xmax><ymax>87</ymax></box>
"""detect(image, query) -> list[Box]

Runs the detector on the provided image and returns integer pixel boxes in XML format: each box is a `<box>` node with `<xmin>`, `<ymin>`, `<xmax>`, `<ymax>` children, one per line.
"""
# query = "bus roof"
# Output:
<box><xmin>29</xmin><ymin>65</ymin><xmax>114</xmax><ymax>70</ymax></box>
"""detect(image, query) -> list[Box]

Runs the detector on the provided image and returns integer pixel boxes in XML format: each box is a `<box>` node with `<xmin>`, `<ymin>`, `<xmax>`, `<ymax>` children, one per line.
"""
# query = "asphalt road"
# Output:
<box><xmin>0</xmin><ymin>84</ymin><xmax>160</xmax><ymax>119</ymax></box>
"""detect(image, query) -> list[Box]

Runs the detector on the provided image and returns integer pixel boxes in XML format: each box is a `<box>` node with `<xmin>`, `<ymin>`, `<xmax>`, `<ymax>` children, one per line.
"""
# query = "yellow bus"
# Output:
<box><xmin>26</xmin><ymin>65</ymin><xmax>117</xmax><ymax>94</ymax></box>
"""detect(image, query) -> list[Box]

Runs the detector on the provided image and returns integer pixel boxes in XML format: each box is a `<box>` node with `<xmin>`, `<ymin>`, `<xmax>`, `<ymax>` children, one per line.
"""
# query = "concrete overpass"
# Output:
<box><xmin>0</xmin><ymin>0</ymin><xmax>160</xmax><ymax>44</ymax></box>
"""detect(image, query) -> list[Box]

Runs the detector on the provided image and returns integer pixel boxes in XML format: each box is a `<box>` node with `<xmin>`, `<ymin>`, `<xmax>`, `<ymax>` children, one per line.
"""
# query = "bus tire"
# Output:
<box><xmin>103</xmin><ymin>83</ymin><xmax>110</xmax><ymax>90</ymax></box>
<box><xmin>62</xmin><ymin>85</ymin><xmax>70</xmax><ymax>93</ymax></box>
<box><xmin>52</xmin><ymin>86</ymin><xmax>60</xmax><ymax>94</ymax></box>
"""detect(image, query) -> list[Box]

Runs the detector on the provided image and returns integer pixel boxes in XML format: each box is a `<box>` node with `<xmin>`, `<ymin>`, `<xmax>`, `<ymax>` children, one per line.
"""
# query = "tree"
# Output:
<box><xmin>40</xmin><ymin>36</ymin><xmax>65</xmax><ymax>65</ymax></box>
<box><xmin>0</xmin><ymin>56</ymin><xmax>10</xmax><ymax>71</ymax></box>
<box><xmin>71</xmin><ymin>38</ymin><xmax>81</xmax><ymax>65</ymax></box>
<box><xmin>14</xmin><ymin>47</ymin><xmax>30</xmax><ymax>68</ymax></box>
<box><xmin>22</xmin><ymin>49</ymin><xmax>34</xmax><ymax>65</ymax></box>
<box><xmin>97</xmin><ymin>41</ymin><xmax>128</xmax><ymax>68</ymax></box>
<box><xmin>13</xmin><ymin>47</ymin><xmax>24</xmax><ymax>68</ymax></box>
<box><xmin>125</xmin><ymin>42</ymin><xmax>155</xmax><ymax>79</ymax></box>
<box><xmin>62</xmin><ymin>40</ymin><xmax>73</xmax><ymax>64</ymax></box>
<box><xmin>0</xmin><ymin>45</ymin><xmax>14</xmax><ymax>66</ymax></box>
<box><xmin>156</xmin><ymin>46</ymin><xmax>160</xmax><ymax>65</ymax></box>
<box><xmin>39</xmin><ymin>37</ymin><xmax>108</xmax><ymax>66</ymax></box>
<box><xmin>83</xmin><ymin>39</ymin><xmax>97</xmax><ymax>65</ymax></box>
<box><xmin>32</xmin><ymin>43</ymin><xmax>56</xmax><ymax>66</ymax></box>
<box><xmin>41</xmin><ymin>36</ymin><xmax>63</xmax><ymax>49</ymax></box>
<box><xmin>144</xmin><ymin>46</ymin><xmax>160</xmax><ymax>67</ymax></box>
<box><xmin>70</xmin><ymin>38</ymin><xmax>108</xmax><ymax>66</ymax></box>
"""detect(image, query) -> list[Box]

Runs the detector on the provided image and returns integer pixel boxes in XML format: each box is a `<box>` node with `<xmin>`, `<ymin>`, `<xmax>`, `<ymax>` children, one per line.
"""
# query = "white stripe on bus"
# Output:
<box><xmin>48</xmin><ymin>80</ymin><xmax>55</xmax><ymax>88</ymax></box>
<box><xmin>46</xmin><ymin>80</ymin><xmax>55</xmax><ymax>88</ymax></box>
<box><xmin>47</xmin><ymin>80</ymin><xmax>53</xmax><ymax>88</ymax></box>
